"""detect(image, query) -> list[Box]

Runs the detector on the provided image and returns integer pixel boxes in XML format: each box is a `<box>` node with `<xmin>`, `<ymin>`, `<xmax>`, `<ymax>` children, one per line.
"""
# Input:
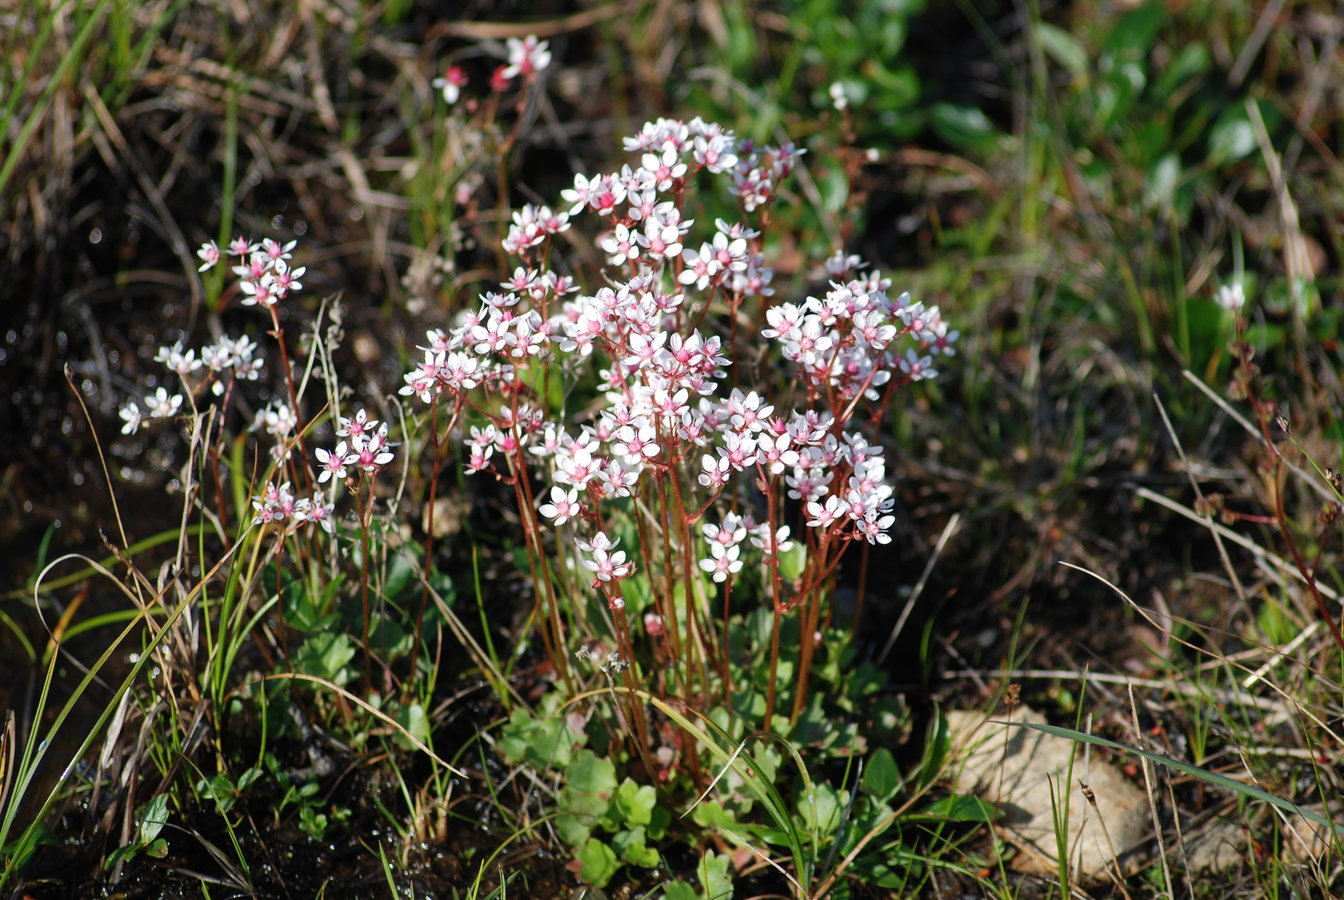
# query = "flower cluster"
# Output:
<box><xmin>762</xmin><ymin>255</ymin><xmax>956</xmax><ymax>403</ymax></box>
<box><xmin>247</xmin><ymin>410</ymin><xmax>396</xmax><ymax>538</ymax></box>
<box><xmin>251</xmin><ymin>480</ymin><xmax>335</xmax><ymax>535</ymax></box>
<box><xmin>313</xmin><ymin>409</ymin><xmax>398</xmax><ymax>483</ymax></box>
<box><xmin>197</xmin><ymin>236</ymin><xmax>305</xmax><ymax>308</ymax></box>
<box><xmin>118</xmin><ymin>334</ymin><xmax>266</xmax><ymax>435</ymax></box>
<box><xmin>135</xmin><ymin>231</ymin><xmax>399</xmax><ymax>547</ymax></box>
<box><xmin>398</xmin><ymin>115</ymin><xmax>956</xmax><ymax>606</ymax></box>
<box><xmin>432</xmin><ymin>35</ymin><xmax>550</xmax><ymax>110</ymax></box>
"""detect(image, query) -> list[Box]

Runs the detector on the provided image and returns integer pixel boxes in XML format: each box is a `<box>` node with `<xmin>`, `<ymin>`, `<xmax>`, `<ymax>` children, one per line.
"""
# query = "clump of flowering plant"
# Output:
<box><xmin>118</xmin><ymin>230</ymin><xmax>408</xmax><ymax>694</ymax></box>
<box><xmin>398</xmin><ymin>114</ymin><xmax>957</xmax><ymax>740</ymax></box>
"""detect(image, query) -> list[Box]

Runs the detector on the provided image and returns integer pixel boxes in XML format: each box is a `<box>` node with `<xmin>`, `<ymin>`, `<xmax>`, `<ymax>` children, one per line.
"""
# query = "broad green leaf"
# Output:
<box><xmin>496</xmin><ymin>704</ymin><xmax>586</xmax><ymax>770</ymax></box>
<box><xmin>797</xmin><ymin>782</ymin><xmax>844</xmax><ymax>833</ymax></box>
<box><xmin>382</xmin><ymin>550</ymin><xmax>418</xmax><ymax>601</ymax></box>
<box><xmin>699</xmin><ymin>849</ymin><xmax>733</xmax><ymax>900</ymax></box>
<box><xmin>295</xmin><ymin>632</ymin><xmax>355</xmax><ymax>684</ymax></box>
<box><xmin>615</xmin><ymin>778</ymin><xmax>657</xmax><ymax>826</ymax></box>
<box><xmin>576</xmin><ymin>838</ymin><xmax>619</xmax><ymax>888</ymax></box>
<box><xmin>664</xmin><ymin>881</ymin><xmax>699</xmax><ymax>900</ymax></box>
<box><xmin>394</xmin><ymin>702</ymin><xmax>430</xmax><ymax>751</ymax></box>
<box><xmin>779</xmin><ymin>542</ymin><xmax>807</xmax><ymax>582</ymax></box>
<box><xmin>564</xmin><ymin>750</ymin><xmax>617</xmax><ymax>821</ymax></box>
<box><xmin>140</xmin><ymin>793</ymin><xmax>169</xmax><ymax>843</ymax></box>
<box><xmin>862</xmin><ymin>747</ymin><xmax>901</xmax><ymax>803</ymax></box>
<box><xmin>1207</xmin><ymin>114</ymin><xmax>1257</xmax><ymax>165</ymax></box>
<box><xmin>612</xmin><ymin>825</ymin><xmax>659</xmax><ymax>867</ymax></box>
<box><xmin>691</xmin><ymin>799</ymin><xmax>738</xmax><ymax>831</ymax></box>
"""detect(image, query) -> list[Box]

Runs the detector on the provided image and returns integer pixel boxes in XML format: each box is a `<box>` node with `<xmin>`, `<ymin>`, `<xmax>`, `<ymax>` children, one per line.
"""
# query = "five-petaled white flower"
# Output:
<box><xmin>315</xmin><ymin>442</ymin><xmax>351</xmax><ymax>483</ymax></box>
<box><xmin>503</xmin><ymin>36</ymin><xmax>551</xmax><ymax>80</ymax></box>
<box><xmin>538</xmin><ymin>485</ymin><xmax>581</xmax><ymax>525</ymax></box>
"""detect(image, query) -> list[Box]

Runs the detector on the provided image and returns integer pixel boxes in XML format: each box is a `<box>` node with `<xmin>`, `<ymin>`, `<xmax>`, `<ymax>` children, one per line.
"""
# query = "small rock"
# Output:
<box><xmin>947</xmin><ymin>705</ymin><xmax>1149</xmax><ymax>883</ymax></box>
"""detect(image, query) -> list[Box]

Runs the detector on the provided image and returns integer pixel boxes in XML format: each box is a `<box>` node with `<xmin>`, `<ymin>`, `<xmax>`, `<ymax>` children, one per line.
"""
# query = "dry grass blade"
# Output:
<box><xmin>1125</xmin><ymin>684</ymin><xmax>1168</xmax><ymax>900</ymax></box>
<box><xmin>1152</xmin><ymin>390</ymin><xmax>1245</xmax><ymax>604</ymax></box>
<box><xmin>1060</xmin><ymin>560</ymin><xmax>1344</xmax><ymax>751</ymax></box>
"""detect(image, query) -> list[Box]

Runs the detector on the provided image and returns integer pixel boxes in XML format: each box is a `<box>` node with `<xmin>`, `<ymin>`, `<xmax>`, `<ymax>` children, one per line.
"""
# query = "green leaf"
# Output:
<box><xmin>1035</xmin><ymin>22</ymin><xmax>1088</xmax><ymax>78</ymax></box>
<box><xmin>1095</xmin><ymin>61</ymin><xmax>1145</xmax><ymax>131</ymax></box>
<box><xmin>913</xmin><ymin>793</ymin><xmax>999</xmax><ymax>823</ymax></box>
<box><xmin>778</xmin><ymin>542</ymin><xmax>807</xmax><ymax>582</ymax></box>
<box><xmin>699</xmin><ymin>849</ymin><xmax>733</xmax><ymax>900</ymax></box>
<box><xmin>612</xmin><ymin>825</ymin><xmax>660</xmax><ymax>867</ymax></box>
<box><xmin>495</xmin><ymin>708</ymin><xmax>539</xmax><ymax>766</ymax></box>
<box><xmin>1153</xmin><ymin>42</ymin><xmax>1209</xmax><ymax>101</ymax></box>
<box><xmin>295</xmin><ymin>632</ymin><xmax>355</xmax><ymax>684</ymax></box>
<box><xmin>916</xmin><ymin>705</ymin><xmax>950</xmax><ymax>791</ymax></box>
<box><xmin>862</xmin><ymin>747</ymin><xmax>901</xmax><ymax>803</ymax></box>
<box><xmin>383</xmin><ymin>549</ymin><xmax>418</xmax><ymax>601</ymax></box>
<box><xmin>797</xmin><ymin>782</ymin><xmax>844</xmax><ymax>834</ymax></box>
<box><xmin>104</xmin><ymin>843</ymin><xmax>138</xmax><ymax>869</ymax></box>
<box><xmin>197</xmin><ymin>774</ymin><xmax>240</xmax><ymax>814</ymax></box>
<box><xmin>615</xmin><ymin>778</ymin><xmax>657</xmax><ymax>827</ymax></box>
<box><xmin>1144</xmin><ymin>153</ymin><xmax>1181</xmax><ymax>209</ymax></box>
<box><xmin>691</xmin><ymin>799</ymin><xmax>738</xmax><ymax>832</ymax></box>
<box><xmin>1207</xmin><ymin>112</ymin><xmax>1257</xmax><ymax>165</ymax></box>
<box><xmin>298</xmin><ymin>805</ymin><xmax>328</xmax><ymax>839</ymax></box>
<box><xmin>140</xmin><ymin>793</ymin><xmax>170</xmax><ymax>843</ymax></box>
<box><xmin>394</xmin><ymin>702</ymin><xmax>430</xmax><ymax>752</ymax></box>
<box><xmin>496</xmin><ymin>703</ymin><xmax>586</xmax><ymax>770</ymax></box>
<box><xmin>576</xmin><ymin>837</ymin><xmax>619</xmax><ymax>888</ymax></box>
<box><xmin>1103</xmin><ymin>2</ymin><xmax>1165</xmax><ymax>57</ymax></box>
<box><xmin>566</xmin><ymin>750</ymin><xmax>616</xmax><ymax>812</ymax></box>
<box><xmin>664</xmin><ymin>881</ymin><xmax>699</xmax><ymax>900</ymax></box>
<box><xmin>929</xmin><ymin>102</ymin><xmax>997</xmax><ymax>154</ymax></box>
<box><xmin>647</xmin><ymin>803</ymin><xmax>671</xmax><ymax>841</ymax></box>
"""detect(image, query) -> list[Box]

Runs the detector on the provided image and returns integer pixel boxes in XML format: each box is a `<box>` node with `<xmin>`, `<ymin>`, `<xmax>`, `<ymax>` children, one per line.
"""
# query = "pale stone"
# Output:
<box><xmin>946</xmin><ymin>706</ymin><xmax>1150</xmax><ymax>882</ymax></box>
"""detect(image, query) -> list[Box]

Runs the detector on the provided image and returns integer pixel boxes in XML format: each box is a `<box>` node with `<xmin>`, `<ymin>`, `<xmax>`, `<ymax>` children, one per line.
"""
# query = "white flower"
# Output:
<box><xmin>119</xmin><ymin>400</ymin><xmax>144</xmax><ymax>435</ymax></box>
<box><xmin>1215</xmin><ymin>281</ymin><xmax>1246</xmax><ymax>313</ymax></box>
<box><xmin>433</xmin><ymin>66</ymin><xmax>467</xmax><ymax>104</ymax></box>
<box><xmin>315</xmin><ymin>442</ymin><xmax>350</xmax><ymax>484</ymax></box>
<box><xmin>538</xmin><ymin>485</ymin><xmax>581</xmax><ymax>525</ymax></box>
<box><xmin>144</xmin><ymin>387</ymin><xmax>182</xmax><ymax>419</ymax></box>
<box><xmin>698</xmin><ymin>454</ymin><xmax>730</xmax><ymax>491</ymax></box>
<box><xmin>580</xmin><ymin>531</ymin><xmax>632</xmax><ymax>582</ymax></box>
<box><xmin>197</xmin><ymin>240</ymin><xmax>220</xmax><ymax>271</ymax></box>
<box><xmin>828</xmin><ymin>81</ymin><xmax>849</xmax><ymax>112</ymax></box>
<box><xmin>698</xmin><ymin>542</ymin><xmax>742</xmax><ymax>583</ymax></box>
<box><xmin>503</xmin><ymin>35</ymin><xmax>551</xmax><ymax>79</ymax></box>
